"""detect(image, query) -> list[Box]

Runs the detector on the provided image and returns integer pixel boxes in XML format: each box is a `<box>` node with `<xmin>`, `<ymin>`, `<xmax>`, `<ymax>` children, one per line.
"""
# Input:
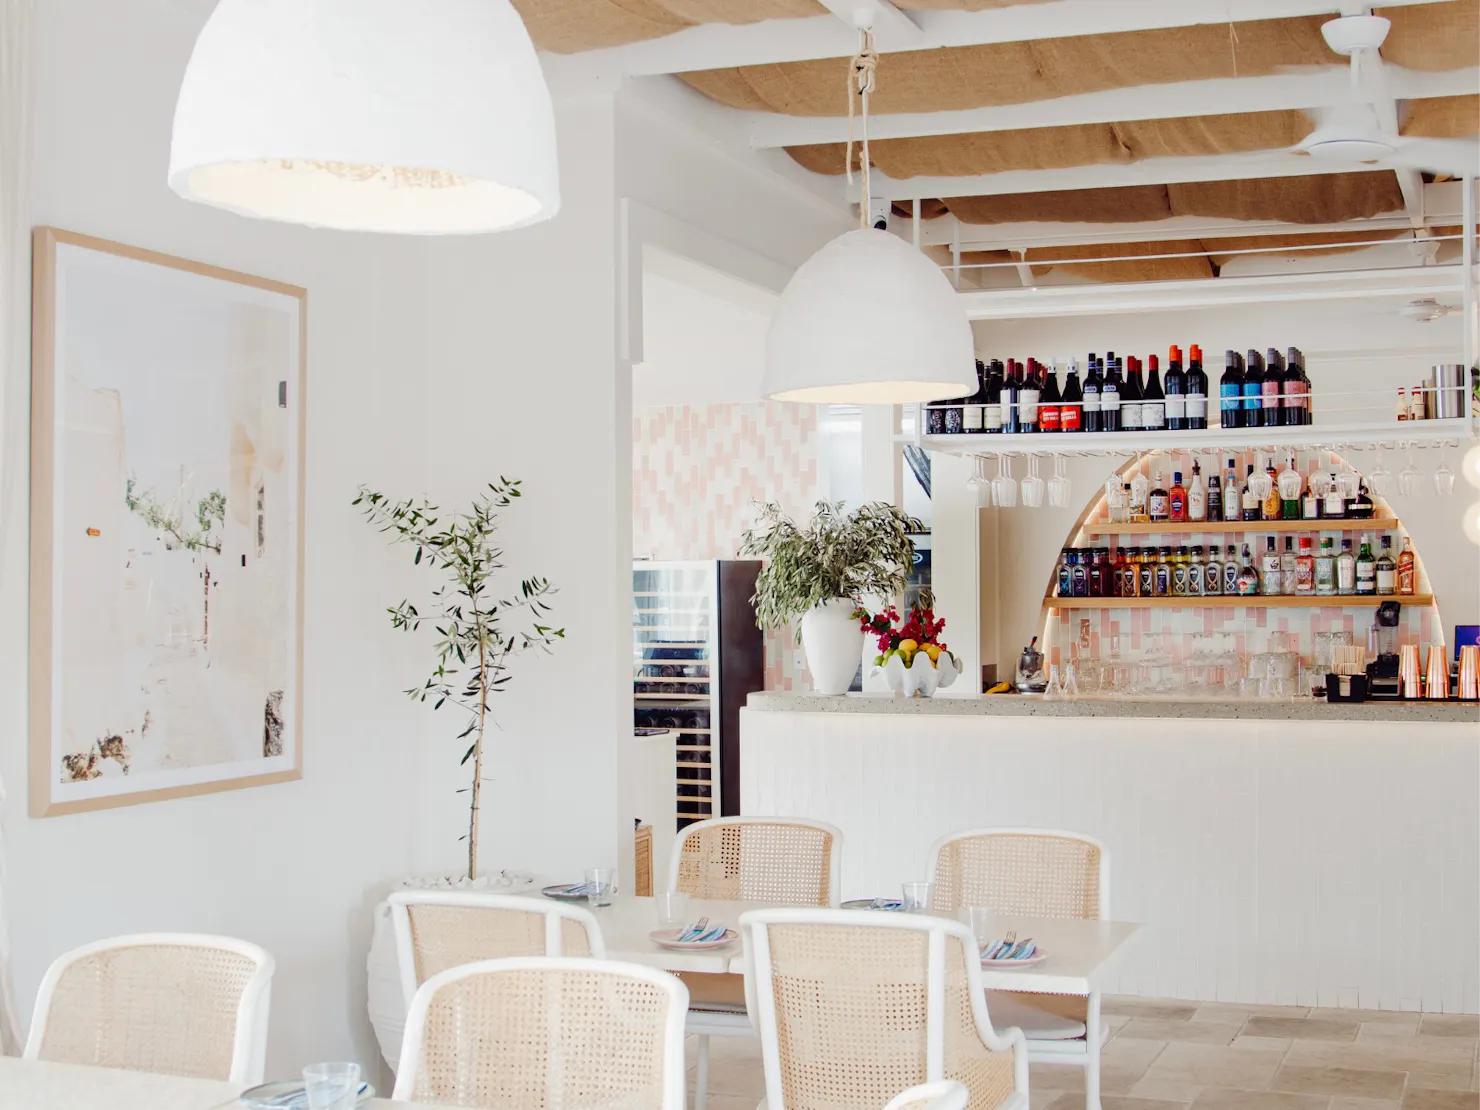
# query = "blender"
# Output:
<box><xmin>1365</xmin><ymin>601</ymin><xmax>1402</xmax><ymax>699</ymax></box>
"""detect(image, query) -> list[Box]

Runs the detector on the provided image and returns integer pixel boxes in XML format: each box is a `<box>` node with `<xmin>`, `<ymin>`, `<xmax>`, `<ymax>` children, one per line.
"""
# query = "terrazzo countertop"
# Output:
<box><xmin>746</xmin><ymin>691</ymin><xmax>1480</xmax><ymax>723</ymax></box>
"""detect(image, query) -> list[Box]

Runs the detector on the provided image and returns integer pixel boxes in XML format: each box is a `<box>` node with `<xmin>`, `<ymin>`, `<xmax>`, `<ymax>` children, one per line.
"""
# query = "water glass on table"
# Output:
<box><xmin>656</xmin><ymin>890</ymin><xmax>690</xmax><ymax>927</ymax></box>
<box><xmin>585</xmin><ymin>867</ymin><xmax>616</xmax><ymax>907</ymax></box>
<box><xmin>966</xmin><ymin>906</ymin><xmax>994</xmax><ymax>947</ymax></box>
<box><xmin>901</xmin><ymin>880</ymin><xmax>934</xmax><ymax>913</ymax></box>
<box><xmin>304</xmin><ymin>1062</ymin><xmax>360</xmax><ymax>1110</ymax></box>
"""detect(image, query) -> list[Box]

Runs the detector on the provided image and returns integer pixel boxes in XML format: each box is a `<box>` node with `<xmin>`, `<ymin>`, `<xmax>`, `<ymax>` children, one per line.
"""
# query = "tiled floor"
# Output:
<box><xmin>685</xmin><ymin>998</ymin><xmax>1480</xmax><ymax>1110</ymax></box>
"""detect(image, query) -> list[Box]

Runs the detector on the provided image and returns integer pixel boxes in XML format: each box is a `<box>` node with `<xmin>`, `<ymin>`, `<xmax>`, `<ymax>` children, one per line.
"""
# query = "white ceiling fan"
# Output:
<box><xmin>1293</xmin><ymin>14</ymin><xmax>1480</xmax><ymax>176</ymax></box>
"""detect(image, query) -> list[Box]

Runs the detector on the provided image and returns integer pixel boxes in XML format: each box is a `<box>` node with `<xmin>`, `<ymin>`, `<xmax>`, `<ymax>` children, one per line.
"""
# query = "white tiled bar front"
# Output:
<box><xmin>740</xmin><ymin>694</ymin><xmax>1480</xmax><ymax>1014</ymax></box>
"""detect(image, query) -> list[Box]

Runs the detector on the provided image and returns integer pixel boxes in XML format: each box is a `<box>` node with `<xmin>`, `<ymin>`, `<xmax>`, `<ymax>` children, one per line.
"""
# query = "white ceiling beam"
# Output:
<box><xmin>862</xmin><ymin>152</ymin><xmax>1399</xmax><ymax>200</ymax></box>
<box><xmin>814</xmin><ymin>0</ymin><xmax>925</xmax><ymax>45</ymax></box>
<box><xmin>747</xmin><ymin>67</ymin><xmax>1478</xmax><ymax>147</ymax></box>
<box><xmin>589</xmin><ymin>0</ymin><xmax>1460</xmax><ymax>78</ymax></box>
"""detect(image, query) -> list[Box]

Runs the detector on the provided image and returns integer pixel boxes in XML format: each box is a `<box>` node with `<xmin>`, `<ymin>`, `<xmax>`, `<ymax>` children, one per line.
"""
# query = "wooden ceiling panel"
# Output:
<box><xmin>1378</xmin><ymin>0</ymin><xmax>1479</xmax><ymax>71</ymax></box>
<box><xmin>511</xmin><ymin>0</ymin><xmax>824</xmax><ymax>54</ymax></box>
<box><xmin>1402</xmin><ymin>93</ymin><xmax>1480</xmax><ymax>136</ymax></box>
<box><xmin>945</xmin><ymin>186</ymin><xmax>1174</xmax><ymax>225</ymax></box>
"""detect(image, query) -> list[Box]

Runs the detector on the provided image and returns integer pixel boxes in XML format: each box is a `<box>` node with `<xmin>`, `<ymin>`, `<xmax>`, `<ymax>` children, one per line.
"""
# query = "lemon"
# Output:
<box><xmin>924</xmin><ymin>644</ymin><xmax>941</xmax><ymax>663</ymax></box>
<box><xmin>898</xmin><ymin>639</ymin><xmax>919</xmax><ymax>654</ymax></box>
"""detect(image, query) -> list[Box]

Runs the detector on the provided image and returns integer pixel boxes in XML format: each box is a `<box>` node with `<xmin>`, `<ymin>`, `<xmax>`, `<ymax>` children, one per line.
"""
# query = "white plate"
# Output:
<box><xmin>239</xmin><ymin>1081</ymin><xmax>375</xmax><ymax>1109</ymax></box>
<box><xmin>541</xmin><ymin>883</ymin><xmax>593</xmax><ymax>901</ymax></box>
<box><xmin>650</xmin><ymin>927</ymin><xmax>738</xmax><ymax>951</ymax></box>
<box><xmin>981</xmin><ymin>949</ymin><xmax>1048</xmax><ymax>968</ymax></box>
<box><xmin>842</xmin><ymin>898</ymin><xmax>904</xmax><ymax>911</ymax></box>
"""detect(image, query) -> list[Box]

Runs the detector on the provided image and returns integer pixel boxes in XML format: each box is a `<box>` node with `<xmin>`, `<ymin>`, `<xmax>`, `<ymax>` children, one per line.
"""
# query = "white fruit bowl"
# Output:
<box><xmin>871</xmin><ymin>651</ymin><xmax>960</xmax><ymax>698</ymax></box>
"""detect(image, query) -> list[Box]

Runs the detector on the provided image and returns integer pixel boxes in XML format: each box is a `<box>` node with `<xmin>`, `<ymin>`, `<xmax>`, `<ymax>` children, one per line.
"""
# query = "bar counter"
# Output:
<box><xmin>739</xmin><ymin>691</ymin><xmax>1479</xmax><ymax>1013</ymax></box>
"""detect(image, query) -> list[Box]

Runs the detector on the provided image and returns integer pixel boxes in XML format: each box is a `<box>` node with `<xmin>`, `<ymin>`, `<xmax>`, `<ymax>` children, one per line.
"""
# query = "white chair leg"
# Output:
<box><xmin>1083</xmin><ymin>991</ymin><xmax>1102</xmax><ymax>1110</ymax></box>
<box><xmin>694</xmin><ymin>1033</ymin><xmax>711</xmax><ymax>1110</ymax></box>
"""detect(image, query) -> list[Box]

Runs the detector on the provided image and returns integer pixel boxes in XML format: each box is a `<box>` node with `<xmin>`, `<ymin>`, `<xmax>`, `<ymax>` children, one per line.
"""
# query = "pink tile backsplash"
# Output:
<box><xmin>633</xmin><ymin>402</ymin><xmax>819</xmax><ymax>691</ymax></box>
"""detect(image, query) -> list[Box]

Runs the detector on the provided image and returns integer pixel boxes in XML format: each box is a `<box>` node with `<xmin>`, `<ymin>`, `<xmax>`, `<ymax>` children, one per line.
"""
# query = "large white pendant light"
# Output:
<box><xmin>762</xmin><ymin>29</ymin><xmax>974</xmax><ymax>404</ymax></box>
<box><xmin>168</xmin><ymin>0</ymin><xmax>559</xmax><ymax>235</ymax></box>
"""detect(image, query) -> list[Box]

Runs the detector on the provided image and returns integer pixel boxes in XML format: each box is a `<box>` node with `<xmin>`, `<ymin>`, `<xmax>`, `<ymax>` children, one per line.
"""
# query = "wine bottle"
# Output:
<box><xmin>984</xmin><ymin>360</ymin><xmax>1004</xmax><ymax>434</ymax></box>
<box><xmin>963</xmin><ymin>359</ymin><xmax>987</xmax><ymax>434</ymax></box>
<box><xmin>1242</xmin><ymin>349</ymin><xmax>1264</xmax><ymax>428</ymax></box>
<box><xmin>1220</xmin><ymin>350</ymin><xmax>1244</xmax><ymax>429</ymax></box>
<box><xmin>1164</xmin><ymin>345</ymin><xmax>1187</xmax><ymax>431</ymax></box>
<box><xmin>1284</xmin><ymin>346</ymin><xmax>1310</xmax><ymax>426</ymax></box>
<box><xmin>1100</xmin><ymin>356</ymin><xmax>1122</xmax><ymax>433</ymax></box>
<box><xmin>1142</xmin><ymin>354</ymin><xmax>1166</xmax><ymax>431</ymax></box>
<box><xmin>943</xmin><ymin>385</ymin><xmax>965</xmax><ymax>434</ymax></box>
<box><xmin>1019</xmin><ymin>358</ymin><xmax>1041</xmax><ymax>433</ymax></box>
<box><xmin>1121</xmin><ymin>356</ymin><xmax>1145</xmax><ymax>432</ymax></box>
<box><xmin>1185</xmin><ymin>344</ymin><xmax>1209</xmax><ymax>430</ymax></box>
<box><xmin>1003</xmin><ymin>359</ymin><xmax>1021</xmax><ymax>434</ymax></box>
<box><xmin>1040</xmin><ymin>360</ymin><xmax>1062</xmax><ymax>432</ymax></box>
<box><xmin>1083</xmin><ymin>355</ymin><xmax>1103</xmax><ymax>433</ymax></box>
<box><xmin>1060</xmin><ymin>359</ymin><xmax>1083</xmax><ymax>433</ymax></box>
<box><xmin>1262</xmin><ymin>348</ymin><xmax>1283</xmax><ymax>428</ymax></box>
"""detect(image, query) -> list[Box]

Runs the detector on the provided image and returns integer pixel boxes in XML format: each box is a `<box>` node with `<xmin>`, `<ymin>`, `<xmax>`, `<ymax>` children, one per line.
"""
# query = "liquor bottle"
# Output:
<box><xmin>925</xmin><ymin>398</ymin><xmax>946</xmax><ymax>435</ymax></box>
<box><xmin>1261</xmin><ymin>457</ymin><xmax>1282</xmax><ymax>522</ymax></box>
<box><xmin>1142</xmin><ymin>354</ymin><xmax>1166</xmax><ymax>431</ymax></box>
<box><xmin>1129</xmin><ymin>473</ymin><xmax>1149</xmax><ymax>523</ymax></box>
<box><xmin>1220</xmin><ymin>350</ymin><xmax>1244</xmax><ymax>429</ymax></box>
<box><xmin>1223</xmin><ymin>458</ymin><xmax>1241</xmax><ymax>522</ymax></box>
<box><xmin>1149</xmin><ymin>473</ymin><xmax>1170</xmax><ymax>522</ymax></box>
<box><xmin>1100</xmin><ymin>356</ymin><xmax>1122</xmax><ymax>432</ymax></box>
<box><xmin>1121</xmin><ymin>356</ymin><xmax>1145</xmax><ymax>433</ymax></box>
<box><xmin>1295</xmin><ymin>537</ymin><xmax>1315</xmax><ymax>595</ymax></box>
<box><xmin>1108</xmin><ymin>482</ymin><xmax>1131</xmax><ymax>524</ymax></box>
<box><xmin>1203</xmin><ymin>545</ymin><xmax>1223</xmax><ymax>595</ymax></box>
<box><xmin>1242</xmin><ymin>349</ymin><xmax>1264</xmax><ymax>428</ymax></box>
<box><xmin>1002</xmin><ymin>359</ymin><xmax>1021</xmax><ymax>434</ymax></box>
<box><xmin>1397</xmin><ymin>535</ymin><xmax>1417</xmax><ymax>595</ymax></box>
<box><xmin>1355</xmin><ymin>536</ymin><xmax>1377</xmax><ymax>595</ymax></box>
<box><xmin>984</xmin><ymin>360</ymin><xmax>1005</xmax><ymax>433</ymax></box>
<box><xmin>1190</xmin><ymin>545</ymin><xmax>1207</xmax><ymax>596</ymax></box>
<box><xmin>1280</xmin><ymin>455</ymin><xmax>1302</xmax><ymax>520</ymax></box>
<box><xmin>1280</xmin><ymin>535</ymin><xmax>1298</xmax><ymax>596</ymax></box>
<box><xmin>1260</xmin><ymin>536</ymin><xmax>1283</xmax><ymax>595</ymax></box>
<box><xmin>1188</xmin><ymin>462</ymin><xmax>1208</xmax><ymax>522</ymax></box>
<box><xmin>1323</xmin><ymin>473</ymin><xmax>1346</xmax><ymax>519</ymax></box>
<box><xmin>1154</xmin><ymin>545</ymin><xmax>1172</xmax><ymax>597</ymax></box>
<box><xmin>1315</xmin><ymin>537</ymin><xmax>1337</xmax><ymax>596</ymax></box>
<box><xmin>1138</xmin><ymin>549</ymin><xmax>1156</xmax><ymax>598</ymax></box>
<box><xmin>1071</xmin><ymin>550</ymin><xmax>1089</xmax><ymax>597</ymax></box>
<box><xmin>1397</xmin><ymin>387</ymin><xmax>1410</xmax><ymax>422</ymax></box>
<box><xmin>1169</xmin><ymin>471</ymin><xmax>1188</xmax><ymax>522</ymax></box>
<box><xmin>1409</xmin><ymin>384</ymin><xmax>1426</xmax><ymax>422</ymax></box>
<box><xmin>1337</xmin><ymin>538</ymin><xmax>1357</xmax><ymax>595</ymax></box>
<box><xmin>1020</xmin><ymin>358</ymin><xmax>1041</xmax><ymax>433</ymax></box>
<box><xmin>1040</xmin><ymin>360</ymin><xmax>1062</xmax><ymax>433</ymax></box>
<box><xmin>1262</xmin><ymin>348</ymin><xmax>1284</xmax><ymax>428</ymax></box>
<box><xmin>1224</xmin><ymin>543</ymin><xmax>1241</xmax><ymax>596</ymax></box>
<box><xmin>963</xmin><ymin>359</ymin><xmax>987</xmax><ymax>434</ymax></box>
<box><xmin>1164</xmin><ymin>345</ymin><xmax>1187</xmax><ymax>431</ymax></box>
<box><xmin>1241</xmin><ymin>464</ymin><xmax>1260</xmax><ymax>522</ymax></box>
<box><xmin>1172</xmin><ymin>546</ymin><xmax>1191</xmax><ymax>596</ymax></box>
<box><xmin>943</xmin><ymin>385</ymin><xmax>966</xmax><ymax>434</ymax></box>
<box><xmin>1375</xmin><ymin>535</ymin><xmax>1397</xmax><ymax>595</ymax></box>
<box><xmin>1060</xmin><ymin>360</ymin><xmax>1083</xmax><ymax>432</ymax></box>
<box><xmin>1236</xmin><ymin>544</ymin><xmax>1261</xmax><ymax>596</ymax></box>
<box><xmin>1186</xmin><ymin>344</ymin><xmax>1209</xmax><ymax>430</ymax></box>
<box><xmin>1348</xmin><ymin>482</ymin><xmax>1376</xmax><ymax>520</ymax></box>
<box><xmin>1302</xmin><ymin>479</ymin><xmax>1320</xmax><ymax>520</ymax></box>
<box><xmin>1082</xmin><ymin>355</ymin><xmax>1103</xmax><ymax>433</ymax></box>
<box><xmin>1282</xmin><ymin>347</ymin><xmax>1308</xmax><ymax>426</ymax></box>
<box><xmin>1057</xmin><ymin>549</ymin><xmax>1073</xmax><ymax>597</ymax></box>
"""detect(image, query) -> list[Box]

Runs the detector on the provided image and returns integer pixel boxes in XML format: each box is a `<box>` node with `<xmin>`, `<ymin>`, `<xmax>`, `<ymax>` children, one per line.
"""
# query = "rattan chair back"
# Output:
<box><xmin>670</xmin><ymin>816</ymin><xmax>842</xmax><ymax>906</ymax></box>
<box><xmin>23</xmin><ymin>933</ymin><xmax>273</xmax><ymax>1084</ymax></box>
<box><xmin>928</xmin><ymin>828</ymin><xmax>1108</xmax><ymax>920</ymax></box>
<box><xmin>741</xmin><ymin>908</ymin><xmax>1028</xmax><ymax>1110</ymax></box>
<box><xmin>392</xmin><ymin>957</ymin><xmax>689</xmax><ymax>1110</ymax></box>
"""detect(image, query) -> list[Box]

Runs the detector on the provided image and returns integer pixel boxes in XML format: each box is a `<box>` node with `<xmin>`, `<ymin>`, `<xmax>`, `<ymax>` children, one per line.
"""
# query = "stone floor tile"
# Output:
<box><xmin>1196</xmin><ymin>1003</ymin><xmax>1312</xmax><ymax>1023</ymax></box>
<box><xmin>1329</xmin><ymin>1100</ymin><xmax>1401</xmax><ymax>1110</ymax></box>
<box><xmin>1406</xmin><ymin>1074</ymin><xmax>1479</xmax><ymax>1094</ymax></box>
<box><xmin>1400</xmin><ymin>1090</ymin><xmax>1480</xmax><ymax>1110</ymax></box>
<box><xmin>1101</xmin><ymin>1098</ymin><xmax>1195</xmax><ymax>1110</ymax></box>
<box><xmin>1119</xmin><ymin>1019</ymin><xmax>1242</xmax><ymax>1046</ymax></box>
<box><xmin>1285</xmin><ymin>1036</ymin><xmax>1474</xmax><ymax>1080</ymax></box>
<box><xmin>1235</xmin><ymin>1036</ymin><xmax>1295</xmax><ymax>1052</ymax></box>
<box><xmin>1419</xmin><ymin>1018</ymin><xmax>1480</xmax><ymax>1040</ymax></box>
<box><xmin>1032</xmin><ymin>1063</ymin><xmax>1089</xmax><ymax>1093</ymax></box>
<box><xmin>1103</xmin><ymin>1038</ymin><xmax>1172</xmax><ymax>1071</ymax></box>
<box><xmin>1247</xmin><ymin>1016</ymin><xmax>1360</xmax><ymax>1042</ymax></box>
<box><xmin>1189</xmin><ymin>1088</ymin><xmax>1331</xmax><ymax>1110</ymax></box>
<box><xmin>1313</xmin><ymin>1011</ymin><xmax>1418</xmax><ymax>1026</ymax></box>
<box><xmin>1359</xmin><ymin>1021</ymin><xmax>1427</xmax><ymax>1040</ymax></box>
<box><xmin>1139</xmin><ymin>1041</ymin><xmax>1289</xmax><ymax>1090</ymax></box>
<box><xmin>1126</xmin><ymin>1079</ymin><xmax>1205</xmax><ymax>1104</ymax></box>
<box><xmin>1270</xmin><ymin>1064</ymin><xmax>1407</xmax><ymax>1100</ymax></box>
<box><xmin>1029</xmin><ymin>1089</ymin><xmax>1077</xmax><ymax>1110</ymax></box>
<box><xmin>1105</xmin><ymin>997</ymin><xmax>1202</xmax><ymax>1021</ymax></box>
<box><xmin>690</xmin><ymin>1056</ymin><xmax>767</xmax><ymax>1099</ymax></box>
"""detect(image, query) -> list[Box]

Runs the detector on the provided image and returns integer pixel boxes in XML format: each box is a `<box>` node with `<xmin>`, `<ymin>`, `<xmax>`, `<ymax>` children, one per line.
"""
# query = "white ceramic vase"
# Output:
<box><xmin>800</xmin><ymin>599</ymin><xmax>865</xmax><ymax>695</ymax></box>
<box><xmin>872</xmin><ymin>652</ymin><xmax>961</xmax><ymax>698</ymax></box>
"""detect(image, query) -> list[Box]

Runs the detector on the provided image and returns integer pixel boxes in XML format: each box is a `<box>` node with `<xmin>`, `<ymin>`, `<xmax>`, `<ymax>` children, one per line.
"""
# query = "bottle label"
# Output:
<box><xmin>1040</xmin><ymin>404</ymin><xmax>1061</xmax><ymax>432</ymax></box>
<box><xmin>1149</xmin><ymin>493</ymin><xmax>1169</xmax><ymax>519</ymax></box>
<box><xmin>1243</xmin><ymin>384</ymin><xmax>1261</xmax><ymax>410</ymax></box>
<box><xmin>984</xmin><ymin>403</ymin><xmax>1003</xmax><ymax>431</ymax></box>
<box><xmin>1082</xmin><ymin>387</ymin><xmax>1100</xmax><ymax>413</ymax></box>
<box><xmin>1121</xmin><ymin>401</ymin><xmax>1143</xmax><ymax>427</ymax></box>
<box><xmin>964</xmin><ymin>405</ymin><xmax>984</xmax><ymax>432</ymax></box>
<box><xmin>1262</xmin><ymin>382</ymin><xmax>1280</xmax><ymax>409</ymax></box>
<box><xmin>1397</xmin><ymin>561</ymin><xmax>1416</xmax><ymax>594</ymax></box>
<box><xmin>1172</xmin><ymin>566</ymin><xmax>1189</xmax><ymax>595</ymax></box>
<box><xmin>1303</xmin><ymin>495</ymin><xmax>1319</xmax><ymax>520</ymax></box>
<box><xmin>1261</xmin><ymin>557</ymin><xmax>1282</xmax><ymax>594</ymax></box>
<box><xmin>1020</xmin><ymin>388</ymin><xmax>1040</xmax><ymax>424</ymax></box>
<box><xmin>1139</xmin><ymin>565</ymin><xmax>1155</xmax><ymax>596</ymax></box>
<box><xmin>1060</xmin><ymin>404</ymin><xmax>1081</xmax><ymax>432</ymax></box>
<box><xmin>1204</xmin><ymin>564</ymin><xmax>1222</xmax><ymax>595</ymax></box>
<box><xmin>1154</xmin><ymin>566</ymin><xmax>1170</xmax><ymax>596</ymax></box>
<box><xmin>945</xmin><ymin>408</ymin><xmax>964</xmax><ymax>434</ymax></box>
<box><xmin>1186</xmin><ymin>393</ymin><xmax>1208</xmax><ymax>420</ymax></box>
<box><xmin>1224</xmin><ymin>563</ymin><xmax>1240</xmax><ymax>594</ymax></box>
<box><xmin>1165</xmin><ymin>395</ymin><xmax>1186</xmax><ymax>421</ymax></box>
<box><xmin>1338</xmin><ymin>560</ymin><xmax>1356</xmax><ymax>591</ymax></box>
<box><xmin>1376</xmin><ymin>568</ymin><xmax>1396</xmax><ymax>592</ymax></box>
<box><xmin>1142</xmin><ymin>402</ymin><xmax>1165</xmax><ymax>429</ymax></box>
<box><xmin>1189</xmin><ymin>490</ymin><xmax>1206</xmax><ymax>519</ymax></box>
<box><xmin>1296</xmin><ymin>560</ymin><xmax>1314</xmax><ymax>593</ymax></box>
<box><xmin>1169</xmin><ymin>492</ymin><xmax>1185</xmax><ymax>518</ymax></box>
<box><xmin>1357</xmin><ymin>564</ymin><xmax>1376</xmax><ymax>592</ymax></box>
<box><xmin>1101</xmin><ymin>387</ymin><xmax>1120</xmax><ymax>413</ymax></box>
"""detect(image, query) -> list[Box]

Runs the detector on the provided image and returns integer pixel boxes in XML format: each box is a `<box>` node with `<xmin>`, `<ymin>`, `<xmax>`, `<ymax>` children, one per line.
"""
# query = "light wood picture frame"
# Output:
<box><xmin>30</xmin><ymin>227</ymin><xmax>307</xmax><ymax>816</ymax></box>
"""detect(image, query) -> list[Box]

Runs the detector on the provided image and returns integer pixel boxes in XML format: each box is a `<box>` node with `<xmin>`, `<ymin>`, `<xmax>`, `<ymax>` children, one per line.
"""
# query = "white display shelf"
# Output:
<box><xmin>914</xmin><ymin>417</ymin><xmax>1471</xmax><ymax>458</ymax></box>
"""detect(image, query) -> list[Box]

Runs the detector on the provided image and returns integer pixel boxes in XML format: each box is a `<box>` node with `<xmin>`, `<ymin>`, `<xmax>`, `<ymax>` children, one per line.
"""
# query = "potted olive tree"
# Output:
<box><xmin>740</xmin><ymin>500</ymin><xmax>921</xmax><ymax>695</ymax></box>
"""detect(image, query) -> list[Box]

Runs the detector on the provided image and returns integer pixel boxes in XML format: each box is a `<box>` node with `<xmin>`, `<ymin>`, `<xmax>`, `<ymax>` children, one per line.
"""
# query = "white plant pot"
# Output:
<box><xmin>871</xmin><ymin>651</ymin><xmax>961</xmax><ymax>698</ymax></box>
<box><xmin>800</xmin><ymin>599</ymin><xmax>865</xmax><ymax>695</ymax></box>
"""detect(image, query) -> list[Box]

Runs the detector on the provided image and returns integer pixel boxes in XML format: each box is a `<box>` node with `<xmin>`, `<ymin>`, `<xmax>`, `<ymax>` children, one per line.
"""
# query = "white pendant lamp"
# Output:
<box><xmin>762</xmin><ymin>29</ymin><xmax>974</xmax><ymax>404</ymax></box>
<box><xmin>168</xmin><ymin>0</ymin><xmax>559</xmax><ymax>235</ymax></box>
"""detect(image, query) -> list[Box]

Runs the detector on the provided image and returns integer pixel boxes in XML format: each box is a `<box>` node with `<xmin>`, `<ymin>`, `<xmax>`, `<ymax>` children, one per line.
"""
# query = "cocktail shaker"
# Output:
<box><xmin>1425</xmin><ymin>644</ymin><xmax>1449</xmax><ymax>699</ymax></box>
<box><xmin>1459</xmin><ymin>644</ymin><xmax>1479</xmax><ymax>700</ymax></box>
<box><xmin>1399</xmin><ymin>644</ymin><xmax>1422</xmax><ymax>698</ymax></box>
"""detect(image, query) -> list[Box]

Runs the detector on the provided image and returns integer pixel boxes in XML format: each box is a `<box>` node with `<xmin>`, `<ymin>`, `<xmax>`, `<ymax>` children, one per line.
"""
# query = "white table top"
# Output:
<box><xmin>0</xmin><ymin>1057</ymin><xmax>438</xmax><ymax>1110</ymax></box>
<box><xmin>591</xmin><ymin>896</ymin><xmax>1141</xmax><ymax>995</ymax></box>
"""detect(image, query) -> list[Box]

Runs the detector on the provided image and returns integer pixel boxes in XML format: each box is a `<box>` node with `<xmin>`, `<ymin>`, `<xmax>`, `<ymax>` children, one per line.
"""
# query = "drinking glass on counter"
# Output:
<box><xmin>901</xmin><ymin>881</ymin><xmax>934</xmax><ymax>913</ymax></box>
<box><xmin>304</xmin><ymin>1063</ymin><xmax>360</xmax><ymax>1110</ymax></box>
<box><xmin>585</xmin><ymin>868</ymin><xmax>616</xmax><ymax>907</ymax></box>
<box><xmin>967</xmin><ymin>906</ymin><xmax>994</xmax><ymax>945</ymax></box>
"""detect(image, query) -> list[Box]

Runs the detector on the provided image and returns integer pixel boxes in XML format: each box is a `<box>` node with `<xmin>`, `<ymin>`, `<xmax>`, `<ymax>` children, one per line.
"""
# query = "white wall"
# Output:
<box><xmin>2</xmin><ymin>0</ymin><xmax>623</xmax><ymax>1077</ymax></box>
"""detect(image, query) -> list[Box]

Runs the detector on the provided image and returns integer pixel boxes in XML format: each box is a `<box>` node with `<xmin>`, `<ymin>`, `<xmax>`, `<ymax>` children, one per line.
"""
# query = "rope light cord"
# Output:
<box><xmin>845</xmin><ymin>26</ymin><xmax>878</xmax><ymax>230</ymax></box>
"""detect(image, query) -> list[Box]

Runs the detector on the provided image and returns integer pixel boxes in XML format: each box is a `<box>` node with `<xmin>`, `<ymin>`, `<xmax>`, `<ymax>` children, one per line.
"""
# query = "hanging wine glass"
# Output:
<box><xmin>1309</xmin><ymin>469</ymin><xmax>1333</xmax><ymax>503</ymax></box>
<box><xmin>1048</xmin><ymin>454</ymin><xmax>1072</xmax><ymax>508</ymax></box>
<box><xmin>1368</xmin><ymin>447</ymin><xmax>1394</xmax><ymax>499</ymax></box>
<box><xmin>1021</xmin><ymin>454</ymin><xmax>1045</xmax><ymax>508</ymax></box>
<box><xmin>966</xmin><ymin>456</ymin><xmax>991</xmax><ymax>508</ymax></box>
<box><xmin>1336</xmin><ymin>464</ymin><xmax>1362</xmax><ymax>502</ymax></box>
<box><xmin>992</xmin><ymin>454</ymin><xmax>1017</xmax><ymax>508</ymax></box>
<box><xmin>1248</xmin><ymin>467</ymin><xmax>1273</xmax><ymax>504</ymax></box>
<box><xmin>1398</xmin><ymin>446</ymin><xmax>1422</xmax><ymax>498</ymax></box>
<box><xmin>1434</xmin><ymin>449</ymin><xmax>1457</xmax><ymax>496</ymax></box>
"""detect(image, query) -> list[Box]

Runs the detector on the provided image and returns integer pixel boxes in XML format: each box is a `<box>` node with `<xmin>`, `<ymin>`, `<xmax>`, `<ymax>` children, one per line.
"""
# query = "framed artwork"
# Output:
<box><xmin>29</xmin><ymin>228</ymin><xmax>307</xmax><ymax>816</ymax></box>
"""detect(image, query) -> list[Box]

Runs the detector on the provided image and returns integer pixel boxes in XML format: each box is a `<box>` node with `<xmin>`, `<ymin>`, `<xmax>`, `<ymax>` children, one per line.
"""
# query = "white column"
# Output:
<box><xmin>929</xmin><ymin>453</ymin><xmax>980</xmax><ymax>697</ymax></box>
<box><xmin>859</xmin><ymin>404</ymin><xmax>903</xmax><ymax>506</ymax></box>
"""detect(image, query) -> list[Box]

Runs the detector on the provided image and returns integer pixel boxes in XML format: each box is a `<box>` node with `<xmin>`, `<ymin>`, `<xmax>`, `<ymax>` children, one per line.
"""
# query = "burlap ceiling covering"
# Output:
<box><xmin>1403</xmin><ymin>94</ymin><xmax>1480</xmax><ymax>137</ymax></box>
<box><xmin>1378</xmin><ymin>0</ymin><xmax>1479</xmax><ymax>72</ymax></box>
<box><xmin>787</xmin><ymin>109</ymin><xmax>1314</xmax><ymax>177</ymax></box>
<box><xmin>680</xmin><ymin>17</ymin><xmax>1340</xmax><ymax>115</ymax></box>
<box><xmin>940</xmin><ymin>171</ymin><xmax>1405</xmax><ymax>226</ymax></box>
